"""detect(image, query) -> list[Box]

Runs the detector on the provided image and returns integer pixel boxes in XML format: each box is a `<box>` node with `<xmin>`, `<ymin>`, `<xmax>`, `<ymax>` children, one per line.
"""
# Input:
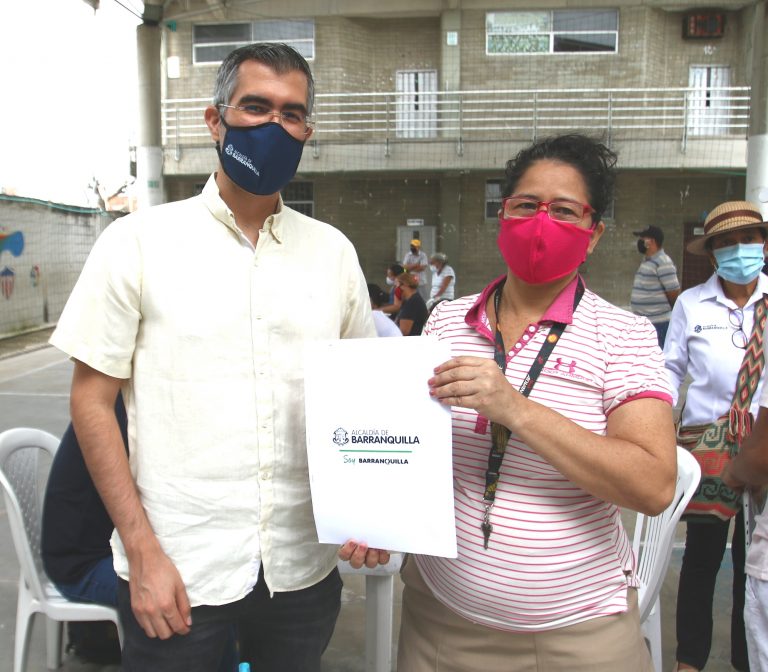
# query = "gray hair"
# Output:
<box><xmin>212</xmin><ymin>43</ymin><xmax>315</xmax><ymax>116</ymax></box>
<box><xmin>431</xmin><ymin>252</ymin><xmax>447</xmax><ymax>264</ymax></box>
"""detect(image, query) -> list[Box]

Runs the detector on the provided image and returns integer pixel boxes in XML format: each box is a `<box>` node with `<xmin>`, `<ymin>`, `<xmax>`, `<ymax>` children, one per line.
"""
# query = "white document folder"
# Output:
<box><xmin>304</xmin><ymin>336</ymin><xmax>457</xmax><ymax>557</ymax></box>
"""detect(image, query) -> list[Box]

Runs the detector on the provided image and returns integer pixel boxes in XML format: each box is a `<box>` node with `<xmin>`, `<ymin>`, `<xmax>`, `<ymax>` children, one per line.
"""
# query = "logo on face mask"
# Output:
<box><xmin>223</xmin><ymin>144</ymin><xmax>260</xmax><ymax>176</ymax></box>
<box><xmin>217</xmin><ymin>120</ymin><xmax>304</xmax><ymax>196</ymax></box>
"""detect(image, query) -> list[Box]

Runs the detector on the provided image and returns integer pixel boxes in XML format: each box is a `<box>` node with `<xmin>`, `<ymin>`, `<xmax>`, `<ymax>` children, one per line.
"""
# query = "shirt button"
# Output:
<box><xmin>514</xmin><ymin>343</ymin><xmax>522</xmax><ymax>349</ymax></box>
<box><xmin>261</xmin><ymin>471</ymin><xmax>271</xmax><ymax>480</ymax></box>
<box><xmin>522</xmin><ymin>334</ymin><xmax>529</xmax><ymax>340</ymax></box>
<box><xmin>528</xmin><ymin>325</ymin><xmax>536</xmax><ymax>332</ymax></box>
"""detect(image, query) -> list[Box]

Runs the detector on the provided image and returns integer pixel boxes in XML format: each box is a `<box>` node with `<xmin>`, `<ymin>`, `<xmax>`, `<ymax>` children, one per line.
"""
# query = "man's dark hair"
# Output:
<box><xmin>388</xmin><ymin>263</ymin><xmax>404</xmax><ymax>276</ymax></box>
<box><xmin>213</xmin><ymin>43</ymin><xmax>315</xmax><ymax>115</ymax></box>
<box><xmin>503</xmin><ymin>134</ymin><xmax>618</xmax><ymax>223</ymax></box>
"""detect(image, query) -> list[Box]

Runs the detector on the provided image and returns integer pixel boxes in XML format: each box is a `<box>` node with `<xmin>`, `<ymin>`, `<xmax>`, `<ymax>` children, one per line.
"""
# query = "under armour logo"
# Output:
<box><xmin>554</xmin><ymin>358</ymin><xmax>577</xmax><ymax>374</ymax></box>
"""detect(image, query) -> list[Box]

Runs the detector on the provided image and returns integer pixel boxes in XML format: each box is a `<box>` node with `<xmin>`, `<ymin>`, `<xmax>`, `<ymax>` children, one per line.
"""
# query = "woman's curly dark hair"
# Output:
<box><xmin>503</xmin><ymin>134</ymin><xmax>618</xmax><ymax>223</ymax></box>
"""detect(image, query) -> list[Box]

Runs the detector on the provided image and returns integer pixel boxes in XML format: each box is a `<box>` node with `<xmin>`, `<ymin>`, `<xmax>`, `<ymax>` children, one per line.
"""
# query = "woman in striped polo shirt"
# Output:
<box><xmin>396</xmin><ymin>134</ymin><xmax>677</xmax><ymax>672</ymax></box>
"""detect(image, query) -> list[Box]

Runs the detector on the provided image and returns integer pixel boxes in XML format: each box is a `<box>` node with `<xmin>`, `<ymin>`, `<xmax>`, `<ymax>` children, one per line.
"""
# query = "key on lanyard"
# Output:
<box><xmin>481</xmin><ymin>505</ymin><xmax>492</xmax><ymax>550</ymax></box>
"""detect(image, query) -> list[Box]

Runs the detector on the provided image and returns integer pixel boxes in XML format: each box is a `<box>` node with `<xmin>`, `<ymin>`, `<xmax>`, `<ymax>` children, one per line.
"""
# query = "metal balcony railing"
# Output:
<box><xmin>162</xmin><ymin>86</ymin><xmax>751</xmax><ymax>155</ymax></box>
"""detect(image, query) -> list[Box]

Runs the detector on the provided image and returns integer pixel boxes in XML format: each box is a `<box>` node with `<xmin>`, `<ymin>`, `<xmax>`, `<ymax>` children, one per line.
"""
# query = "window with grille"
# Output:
<box><xmin>283</xmin><ymin>181</ymin><xmax>314</xmax><ymax>218</ymax></box>
<box><xmin>485</xmin><ymin>180</ymin><xmax>503</xmax><ymax>219</ymax></box>
<box><xmin>193</xmin><ymin>20</ymin><xmax>315</xmax><ymax>64</ymax></box>
<box><xmin>486</xmin><ymin>10</ymin><xmax>618</xmax><ymax>55</ymax></box>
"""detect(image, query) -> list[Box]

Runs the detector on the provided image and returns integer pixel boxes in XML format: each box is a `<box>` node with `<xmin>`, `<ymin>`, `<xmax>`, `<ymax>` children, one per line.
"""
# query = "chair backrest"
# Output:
<box><xmin>0</xmin><ymin>427</ymin><xmax>60</xmax><ymax>603</ymax></box>
<box><xmin>632</xmin><ymin>445</ymin><xmax>701</xmax><ymax>623</ymax></box>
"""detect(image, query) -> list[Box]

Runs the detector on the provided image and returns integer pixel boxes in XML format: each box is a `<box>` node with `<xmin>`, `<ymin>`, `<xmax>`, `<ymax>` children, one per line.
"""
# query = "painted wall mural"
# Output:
<box><xmin>0</xmin><ymin>229</ymin><xmax>25</xmax><ymax>300</ymax></box>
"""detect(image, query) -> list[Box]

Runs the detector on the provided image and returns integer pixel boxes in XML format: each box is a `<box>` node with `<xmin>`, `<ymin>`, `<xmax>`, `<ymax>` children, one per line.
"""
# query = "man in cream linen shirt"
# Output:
<box><xmin>50</xmin><ymin>44</ymin><xmax>383</xmax><ymax>672</ymax></box>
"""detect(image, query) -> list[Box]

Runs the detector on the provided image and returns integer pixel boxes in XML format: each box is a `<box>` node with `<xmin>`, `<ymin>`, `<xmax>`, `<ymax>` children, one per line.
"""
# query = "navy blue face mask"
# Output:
<box><xmin>216</xmin><ymin>119</ymin><xmax>305</xmax><ymax>196</ymax></box>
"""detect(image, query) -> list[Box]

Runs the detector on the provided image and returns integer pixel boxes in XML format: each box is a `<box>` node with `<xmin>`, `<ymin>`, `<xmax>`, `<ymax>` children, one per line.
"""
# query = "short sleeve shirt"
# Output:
<box><xmin>50</xmin><ymin>174</ymin><xmax>376</xmax><ymax>605</ymax></box>
<box><xmin>397</xmin><ymin>293</ymin><xmax>429</xmax><ymax>335</ymax></box>
<box><xmin>414</xmin><ymin>275</ymin><xmax>673</xmax><ymax>631</ymax></box>
<box><xmin>430</xmin><ymin>264</ymin><xmax>455</xmax><ymax>301</ymax></box>
<box><xmin>630</xmin><ymin>249</ymin><xmax>681</xmax><ymax>323</ymax></box>
<box><xmin>402</xmin><ymin>250</ymin><xmax>429</xmax><ymax>286</ymax></box>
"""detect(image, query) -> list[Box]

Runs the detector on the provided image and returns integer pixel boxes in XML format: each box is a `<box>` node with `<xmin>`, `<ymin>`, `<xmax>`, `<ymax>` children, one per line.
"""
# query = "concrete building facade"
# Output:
<box><xmin>147</xmin><ymin>0</ymin><xmax>763</xmax><ymax>306</ymax></box>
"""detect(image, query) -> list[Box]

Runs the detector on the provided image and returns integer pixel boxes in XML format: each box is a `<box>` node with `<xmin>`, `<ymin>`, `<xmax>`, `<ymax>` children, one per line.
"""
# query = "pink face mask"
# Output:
<box><xmin>497</xmin><ymin>211</ymin><xmax>594</xmax><ymax>285</ymax></box>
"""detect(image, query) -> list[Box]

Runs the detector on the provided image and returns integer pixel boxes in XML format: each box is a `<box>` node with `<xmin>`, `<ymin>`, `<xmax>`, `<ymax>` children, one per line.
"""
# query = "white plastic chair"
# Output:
<box><xmin>0</xmin><ymin>427</ymin><xmax>122</xmax><ymax>672</ymax></box>
<box><xmin>338</xmin><ymin>553</ymin><xmax>403</xmax><ymax>672</ymax></box>
<box><xmin>632</xmin><ymin>446</ymin><xmax>701</xmax><ymax>672</ymax></box>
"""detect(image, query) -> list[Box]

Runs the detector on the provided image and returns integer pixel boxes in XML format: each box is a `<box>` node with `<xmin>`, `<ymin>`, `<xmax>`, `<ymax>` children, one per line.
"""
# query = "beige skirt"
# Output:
<box><xmin>396</xmin><ymin>555</ymin><xmax>653</xmax><ymax>672</ymax></box>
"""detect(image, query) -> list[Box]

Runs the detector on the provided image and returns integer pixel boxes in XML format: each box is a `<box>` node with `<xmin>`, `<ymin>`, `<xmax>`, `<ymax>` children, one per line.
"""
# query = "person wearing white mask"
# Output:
<box><xmin>664</xmin><ymin>200</ymin><xmax>768</xmax><ymax>672</ymax></box>
<box><xmin>381</xmin><ymin>263</ymin><xmax>405</xmax><ymax>318</ymax></box>
<box><xmin>427</xmin><ymin>252</ymin><xmax>455</xmax><ymax>311</ymax></box>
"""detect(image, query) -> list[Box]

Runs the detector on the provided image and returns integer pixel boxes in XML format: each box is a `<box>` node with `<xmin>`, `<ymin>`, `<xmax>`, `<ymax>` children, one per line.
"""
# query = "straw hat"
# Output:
<box><xmin>687</xmin><ymin>201</ymin><xmax>767</xmax><ymax>256</ymax></box>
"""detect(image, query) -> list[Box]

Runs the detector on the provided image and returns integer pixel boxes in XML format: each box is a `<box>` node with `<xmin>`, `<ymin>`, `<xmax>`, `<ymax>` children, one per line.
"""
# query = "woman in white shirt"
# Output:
<box><xmin>428</xmin><ymin>253</ymin><xmax>455</xmax><ymax>310</ymax></box>
<box><xmin>664</xmin><ymin>200</ymin><xmax>768</xmax><ymax>672</ymax></box>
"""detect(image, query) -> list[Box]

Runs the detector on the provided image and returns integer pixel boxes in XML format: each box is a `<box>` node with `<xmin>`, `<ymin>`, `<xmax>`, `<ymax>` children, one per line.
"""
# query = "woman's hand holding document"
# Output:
<box><xmin>304</xmin><ymin>336</ymin><xmax>457</xmax><ymax>559</ymax></box>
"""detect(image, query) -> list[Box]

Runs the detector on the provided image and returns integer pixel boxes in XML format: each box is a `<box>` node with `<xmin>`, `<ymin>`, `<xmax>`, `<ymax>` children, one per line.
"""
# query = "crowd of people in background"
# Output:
<box><xmin>25</xmin><ymin>38</ymin><xmax>768</xmax><ymax>672</ymax></box>
<box><xmin>367</xmin><ymin>244</ymin><xmax>457</xmax><ymax>337</ymax></box>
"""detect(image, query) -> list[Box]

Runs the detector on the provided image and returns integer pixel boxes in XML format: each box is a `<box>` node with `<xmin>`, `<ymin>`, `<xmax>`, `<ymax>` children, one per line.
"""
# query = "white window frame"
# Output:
<box><xmin>687</xmin><ymin>65</ymin><xmax>732</xmax><ymax>136</ymax></box>
<box><xmin>193</xmin><ymin>20</ymin><xmax>315</xmax><ymax>65</ymax></box>
<box><xmin>486</xmin><ymin>10</ymin><xmax>618</xmax><ymax>56</ymax></box>
<box><xmin>395</xmin><ymin>70</ymin><xmax>438</xmax><ymax>139</ymax></box>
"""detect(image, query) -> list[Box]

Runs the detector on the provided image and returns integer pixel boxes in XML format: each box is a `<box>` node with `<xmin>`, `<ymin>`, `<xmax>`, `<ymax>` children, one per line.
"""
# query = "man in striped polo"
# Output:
<box><xmin>631</xmin><ymin>225</ymin><xmax>681</xmax><ymax>347</ymax></box>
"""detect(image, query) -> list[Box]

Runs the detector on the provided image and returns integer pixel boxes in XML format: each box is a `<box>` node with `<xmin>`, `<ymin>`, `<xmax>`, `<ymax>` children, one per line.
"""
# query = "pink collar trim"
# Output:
<box><xmin>465</xmin><ymin>274</ymin><xmax>582</xmax><ymax>339</ymax></box>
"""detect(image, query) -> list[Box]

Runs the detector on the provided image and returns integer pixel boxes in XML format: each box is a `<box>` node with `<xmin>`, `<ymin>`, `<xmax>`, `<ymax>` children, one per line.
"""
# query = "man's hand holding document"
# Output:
<box><xmin>304</xmin><ymin>336</ymin><xmax>457</xmax><ymax>559</ymax></box>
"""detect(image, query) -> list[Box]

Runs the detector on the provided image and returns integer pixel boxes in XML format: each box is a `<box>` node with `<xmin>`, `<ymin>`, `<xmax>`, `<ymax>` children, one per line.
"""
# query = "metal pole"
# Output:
<box><xmin>136</xmin><ymin>17</ymin><xmax>165</xmax><ymax>208</ymax></box>
<box><xmin>385</xmin><ymin>96</ymin><xmax>391</xmax><ymax>157</ymax></box>
<box><xmin>456</xmin><ymin>93</ymin><xmax>463</xmax><ymax>156</ymax></box>
<box><xmin>607</xmin><ymin>92</ymin><xmax>613</xmax><ymax>147</ymax></box>
<box><xmin>746</xmin><ymin>0</ymin><xmax>768</xmax><ymax>215</ymax></box>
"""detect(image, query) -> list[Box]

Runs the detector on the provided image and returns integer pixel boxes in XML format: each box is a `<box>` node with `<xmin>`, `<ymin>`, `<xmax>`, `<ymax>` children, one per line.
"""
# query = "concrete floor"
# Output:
<box><xmin>0</xmin><ymin>329</ymin><xmax>738</xmax><ymax>671</ymax></box>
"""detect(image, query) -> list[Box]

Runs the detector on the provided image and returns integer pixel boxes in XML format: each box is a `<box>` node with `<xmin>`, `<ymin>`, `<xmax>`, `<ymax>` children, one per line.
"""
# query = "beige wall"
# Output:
<box><xmin>457</xmin><ymin>7</ymin><xmax>748</xmax><ymax>92</ymax></box>
<box><xmin>162</xmin><ymin>3</ymin><xmax>751</xmax><ymax>310</ymax></box>
<box><xmin>163</xmin><ymin>7</ymin><xmax>751</xmax><ymax>98</ymax></box>
<box><xmin>167</xmin><ymin>167</ymin><xmax>744</xmax><ymax>309</ymax></box>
